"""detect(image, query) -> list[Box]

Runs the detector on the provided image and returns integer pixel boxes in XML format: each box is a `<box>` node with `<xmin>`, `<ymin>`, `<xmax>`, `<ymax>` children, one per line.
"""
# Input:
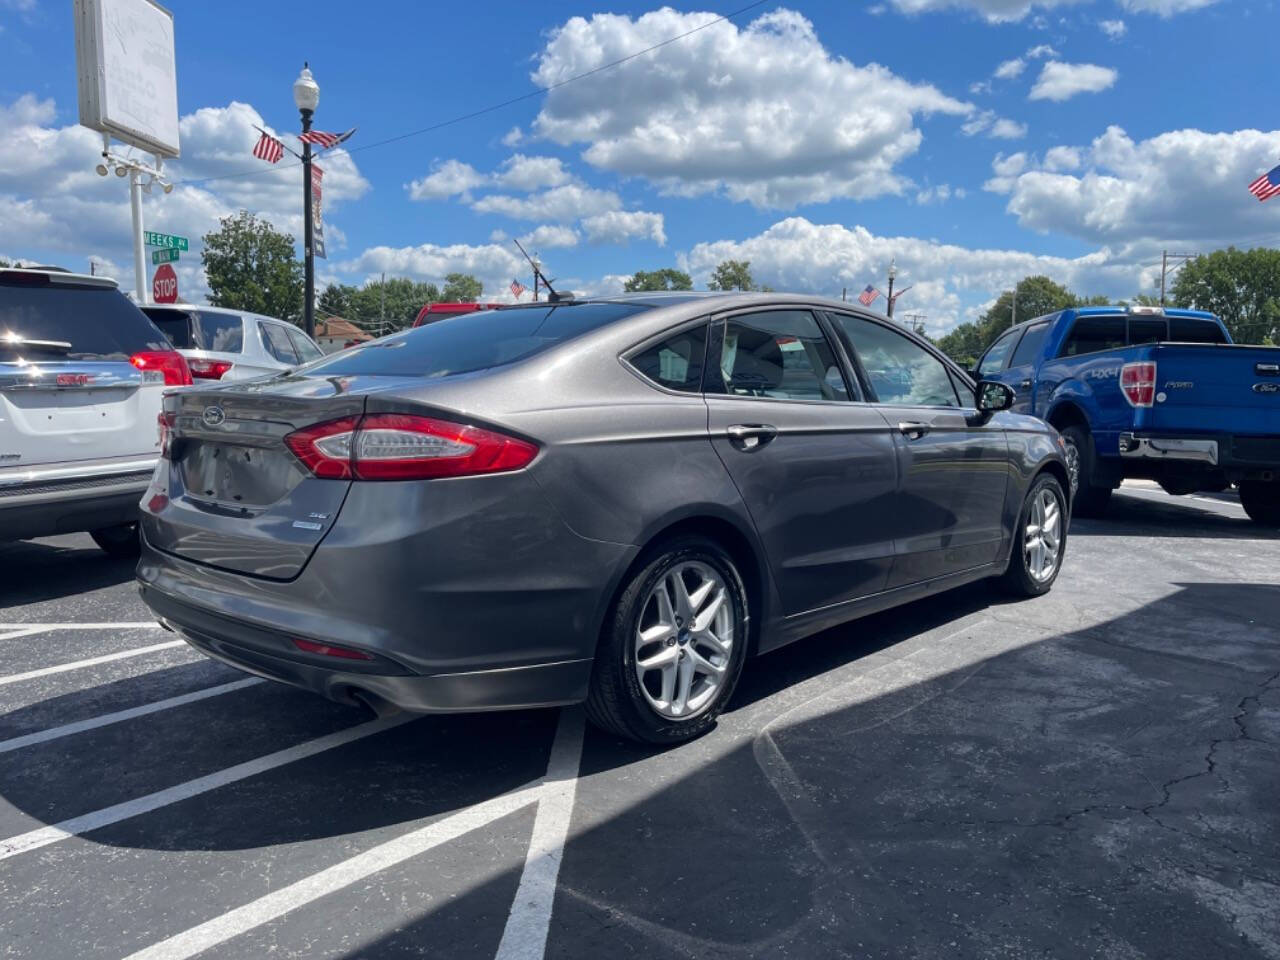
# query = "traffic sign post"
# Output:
<box><xmin>152</xmin><ymin>263</ymin><xmax>178</xmax><ymax>303</ymax></box>
<box><xmin>151</xmin><ymin>248</ymin><xmax>180</xmax><ymax>265</ymax></box>
<box><xmin>144</xmin><ymin>231</ymin><xmax>188</xmax><ymax>251</ymax></box>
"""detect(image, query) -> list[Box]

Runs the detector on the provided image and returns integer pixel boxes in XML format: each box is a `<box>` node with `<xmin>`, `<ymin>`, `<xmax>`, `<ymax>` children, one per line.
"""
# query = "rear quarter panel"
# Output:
<box><xmin>1040</xmin><ymin>346</ymin><xmax>1151</xmax><ymax>457</ymax></box>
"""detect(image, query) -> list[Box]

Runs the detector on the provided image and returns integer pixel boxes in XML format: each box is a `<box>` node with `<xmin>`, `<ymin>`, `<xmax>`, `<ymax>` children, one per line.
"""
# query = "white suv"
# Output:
<box><xmin>141</xmin><ymin>304</ymin><xmax>324</xmax><ymax>381</ymax></box>
<box><xmin>0</xmin><ymin>267</ymin><xmax>191</xmax><ymax>556</ymax></box>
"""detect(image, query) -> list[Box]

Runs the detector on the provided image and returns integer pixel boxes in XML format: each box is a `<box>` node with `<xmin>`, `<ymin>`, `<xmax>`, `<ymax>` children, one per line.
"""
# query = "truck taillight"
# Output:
<box><xmin>284</xmin><ymin>414</ymin><xmax>538</xmax><ymax>481</ymax></box>
<box><xmin>188</xmin><ymin>358</ymin><xmax>234</xmax><ymax>379</ymax></box>
<box><xmin>1120</xmin><ymin>362</ymin><xmax>1156</xmax><ymax>407</ymax></box>
<box><xmin>131</xmin><ymin>350</ymin><xmax>192</xmax><ymax>386</ymax></box>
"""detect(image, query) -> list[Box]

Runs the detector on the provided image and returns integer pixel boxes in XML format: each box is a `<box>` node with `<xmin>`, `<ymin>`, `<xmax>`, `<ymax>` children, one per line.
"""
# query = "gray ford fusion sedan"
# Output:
<box><xmin>137</xmin><ymin>292</ymin><xmax>1070</xmax><ymax>744</ymax></box>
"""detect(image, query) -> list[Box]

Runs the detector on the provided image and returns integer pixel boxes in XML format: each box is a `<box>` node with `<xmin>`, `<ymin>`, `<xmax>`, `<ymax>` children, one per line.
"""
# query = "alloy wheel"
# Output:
<box><xmin>1024</xmin><ymin>488</ymin><xmax>1063</xmax><ymax>583</ymax></box>
<box><xmin>634</xmin><ymin>561</ymin><xmax>734</xmax><ymax>720</ymax></box>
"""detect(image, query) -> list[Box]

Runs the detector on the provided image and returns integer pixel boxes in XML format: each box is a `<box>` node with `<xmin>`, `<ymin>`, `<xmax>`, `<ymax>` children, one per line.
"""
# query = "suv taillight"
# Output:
<box><xmin>1120</xmin><ymin>362</ymin><xmax>1156</xmax><ymax>407</ymax></box>
<box><xmin>131</xmin><ymin>350</ymin><xmax>192</xmax><ymax>386</ymax></box>
<box><xmin>188</xmin><ymin>358</ymin><xmax>234</xmax><ymax>380</ymax></box>
<box><xmin>284</xmin><ymin>414</ymin><xmax>538</xmax><ymax>481</ymax></box>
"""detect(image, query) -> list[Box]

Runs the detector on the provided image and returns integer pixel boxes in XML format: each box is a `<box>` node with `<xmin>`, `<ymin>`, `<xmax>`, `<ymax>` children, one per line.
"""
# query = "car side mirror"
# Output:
<box><xmin>976</xmin><ymin>380</ymin><xmax>1015</xmax><ymax>413</ymax></box>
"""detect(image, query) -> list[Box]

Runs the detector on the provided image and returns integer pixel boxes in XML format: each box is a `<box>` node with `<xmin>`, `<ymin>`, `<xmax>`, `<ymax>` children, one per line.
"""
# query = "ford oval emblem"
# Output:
<box><xmin>1254</xmin><ymin>382</ymin><xmax>1280</xmax><ymax>395</ymax></box>
<box><xmin>201</xmin><ymin>405</ymin><xmax>226</xmax><ymax>427</ymax></box>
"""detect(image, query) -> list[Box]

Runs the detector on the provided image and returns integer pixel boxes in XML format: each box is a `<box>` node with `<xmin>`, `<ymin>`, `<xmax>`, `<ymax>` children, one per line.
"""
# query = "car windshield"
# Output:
<box><xmin>300</xmin><ymin>302</ymin><xmax>646</xmax><ymax>378</ymax></box>
<box><xmin>0</xmin><ymin>279</ymin><xmax>169</xmax><ymax>362</ymax></box>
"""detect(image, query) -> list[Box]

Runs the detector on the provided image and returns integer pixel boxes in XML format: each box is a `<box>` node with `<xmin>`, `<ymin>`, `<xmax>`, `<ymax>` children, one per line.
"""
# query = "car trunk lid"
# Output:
<box><xmin>145</xmin><ymin>376</ymin><xmax>378</xmax><ymax>579</ymax></box>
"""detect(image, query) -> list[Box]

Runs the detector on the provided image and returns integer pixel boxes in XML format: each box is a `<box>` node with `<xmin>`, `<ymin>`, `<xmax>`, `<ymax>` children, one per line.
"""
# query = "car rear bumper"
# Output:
<box><xmin>142</xmin><ymin>584</ymin><xmax>592</xmax><ymax>713</ymax></box>
<box><xmin>135</xmin><ymin>480</ymin><xmax>637</xmax><ymax>712</ymax></box>
<box><xmin>0</xmin><ymin>466</ymin><xmax>153</xmax><ymax>540</ymax></box>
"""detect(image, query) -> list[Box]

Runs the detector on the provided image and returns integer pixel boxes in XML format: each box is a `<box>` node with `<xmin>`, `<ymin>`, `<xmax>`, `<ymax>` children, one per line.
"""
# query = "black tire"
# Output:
<box><xmin>89</xmin><ymin>522</ymin><xmax>141</xmax><ymax>558</ymax></box>
<box><xmin>1240</xmin><ymin>478</ymin><xmax>1280</xmax><ymax>527</ymax></box>
<box><xmin>999</xmin><ymin>473</ymin><xmax>1068</xmax><ymax>598</ymax></box>
<box><xmin>1060</xmin><ymin>425</ymin><xmax>1112</xmax><ymax>517</ymax></box>
<box><xmin>586</xmin><ymin>535</ymin><xmax>750</xmax><ymax>745</ymax></box>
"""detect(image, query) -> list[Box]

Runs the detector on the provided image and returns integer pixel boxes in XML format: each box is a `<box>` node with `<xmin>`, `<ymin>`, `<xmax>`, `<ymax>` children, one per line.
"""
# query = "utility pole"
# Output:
<box><xmin>1159</xmin><ymin>250</ymin><xmax>1197</xmax><ymax>306</ymax></box>
<box><xmin>842</xmin><ymin>287</ymin><xmax>847</xmax><ymax>302</ymax></box>
<box><xmin>1010</xmin><ymin>280</ymin><xmax>1017</xmax><ymax>328</ymax></box>
<box><xmin>379</xmin><ymin>271</ymin><xmax>386</xmax><ymax>335</ymax></box>
<box><xmin>886</xmin><ymin>258</ymin><xmax>897</xmax><ymax>319</ymax></box>
<box><xmin>901</xmin><ymin>312</ymin><xmax>927</xmax><ymax>337</ymax></box>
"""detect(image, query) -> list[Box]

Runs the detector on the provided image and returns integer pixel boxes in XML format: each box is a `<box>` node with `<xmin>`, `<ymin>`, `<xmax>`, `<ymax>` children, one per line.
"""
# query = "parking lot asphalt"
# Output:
<box><xmin>1</xmin><ymin>484</ymin><xmax>1278</xmax><ymax>960</ymax></box>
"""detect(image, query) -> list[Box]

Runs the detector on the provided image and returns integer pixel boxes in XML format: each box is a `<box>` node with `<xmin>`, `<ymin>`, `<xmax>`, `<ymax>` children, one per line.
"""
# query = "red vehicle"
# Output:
<box><xmin>412</xmin><ymin>302</ymin><xmax>504</xmax><ymax>328</ymax></box>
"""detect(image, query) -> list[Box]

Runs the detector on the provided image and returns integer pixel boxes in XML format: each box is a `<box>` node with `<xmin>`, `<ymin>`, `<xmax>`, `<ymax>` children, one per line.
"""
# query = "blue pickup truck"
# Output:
<box><xmin>974</xmin><ymin>305</ymin><xmax>1280</xmax><ymax>525</ymax></box>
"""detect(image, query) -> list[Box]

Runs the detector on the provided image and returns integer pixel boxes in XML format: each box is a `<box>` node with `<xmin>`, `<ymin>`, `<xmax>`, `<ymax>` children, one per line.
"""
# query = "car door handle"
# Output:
<box><xmin>1020</xmin><ymin>379</ymin><xmax>1032</xmax><ymax>389</ymax></box>
<box><xmin>897</xmin><ymin>421</ymin><xmax>930</xmax><ymax>440</ymax></box>
<box><xmin>726</xmin><ymin>424</ymin><xmax>777</xmax><ymax>450</ymax></box>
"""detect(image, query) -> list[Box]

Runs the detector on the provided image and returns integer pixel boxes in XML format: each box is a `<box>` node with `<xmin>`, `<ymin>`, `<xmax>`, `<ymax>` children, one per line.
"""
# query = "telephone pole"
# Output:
<box><xmin>1159</xmin><ymin>250</ymin><xmax>1197</xmax><ymax>306</ymax></box>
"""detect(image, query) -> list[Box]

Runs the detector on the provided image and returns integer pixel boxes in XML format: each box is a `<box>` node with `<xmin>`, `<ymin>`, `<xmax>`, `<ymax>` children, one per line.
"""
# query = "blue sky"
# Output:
<box><xmin>1</xmin><ymin>0</ymin><xmax>1274</xmax><ymax>333</ymax></box>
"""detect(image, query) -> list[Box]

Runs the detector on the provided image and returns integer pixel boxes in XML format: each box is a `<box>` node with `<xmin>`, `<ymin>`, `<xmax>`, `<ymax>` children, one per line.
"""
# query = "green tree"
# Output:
<box><xmin>201</xmin><ymin>211</ymin><xmax>303</xmax><ymax>322</ymax></box>
<box><xmin>707</xmin><ymin>260</ymin><xmax>754</xmax><ymax>291</ymax></box>
<box><xmin>318</xmin><ymin>282</ymin><xmax>354</xmax><ymax>319</ymax></box>
<box><xmin>1171</xmin><ymin>247</ymin><xmax>1280</xmax><ymax>345</ymax></box>
<box><xmin>624</xmin><ymin>268</ymin><xmax>694</xmax><ymax>292</ymax></box>
<box><xmin>441</xmin><ymin>273</ymin><xmax>483</xmax><ymax>302</ymax></box>
<box><xmin>347</xmin><ymin>277</ymin><xmax>440</xmax><ymax>332</ymax></box>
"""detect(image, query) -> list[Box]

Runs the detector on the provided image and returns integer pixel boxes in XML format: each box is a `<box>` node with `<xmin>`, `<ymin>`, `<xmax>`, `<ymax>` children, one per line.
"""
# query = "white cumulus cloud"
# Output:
<box><xmin>1098</xmin><ymin>18</ymin><xmax>1127</xmax><ymax>37</ymax></box>
<box><xmin>530</xmin><ymin>8</ymin><xmax>970</xmax><ymax>208</ymax></box>
<box><xmin>471</xmin><ymin>183</ymin><xmax>622</xmax><ymax>222</ymax></box>
<box><xmin>580</xmin><ymin>210</ymin><xmax>667</xmax><ymax>246</ymax></box>
<box><xmin>406</xmin><ymin>159</ymin><xmax>487</xmax><ymax>201</ymax></box>
<box><xmin>1029</xmin><ymin>61</ymin><xmax>1118</xmax><ymax>101</ymax></box>
<box><xmin>518</xmin><ymin>224</ymin><xmax>580</xmax><ymax>249</ymax></box>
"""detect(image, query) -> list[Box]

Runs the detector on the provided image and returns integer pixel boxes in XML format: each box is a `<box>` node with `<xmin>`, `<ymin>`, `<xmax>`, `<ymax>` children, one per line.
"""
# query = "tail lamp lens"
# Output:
<box><xmin>291</xmin><ymin>637</ymin><xmax>374</xmax><ymax>661</ymax></box>
<box><xmin>131</xmin><ymin>350</ymin><xmax>193</xmax><ymax>386</ymax></box>
<box><xmin>156</xmin><ymin>411</ymin><xmax>176</xmax><ymax>456</ymax></box>
<box><xmin>1120</xmin><ymin>362</ymin><xmax>1157</xmax><ymax>407</ymax></box>
<box><xmin>284</xmin><ymin>414</ymin><xmax>537</xmax><ymax>481</ymax></box>
<box><xmin>188</xmin><ymin>358</ymin><xmax>234</xmax><ymax>380</ymax></box>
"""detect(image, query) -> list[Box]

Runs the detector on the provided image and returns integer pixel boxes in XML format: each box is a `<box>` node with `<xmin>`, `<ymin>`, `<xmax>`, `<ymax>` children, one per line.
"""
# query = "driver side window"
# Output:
<box><xmin>831</xmin><ymin>314</ymin><xmax>961</xmax><ymax>407</ymax></box>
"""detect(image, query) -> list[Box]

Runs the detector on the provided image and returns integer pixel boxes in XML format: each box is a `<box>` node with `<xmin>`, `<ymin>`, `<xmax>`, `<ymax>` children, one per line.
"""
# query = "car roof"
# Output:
<box><xmin>0</xmin><ymin>266</ymin><xmax>118</xmax><ymax>290</ymax></box>
<box><xmin>143</xmin><ymin>303</ymin><xmax>289</xmax><ymax>323</ymax></box>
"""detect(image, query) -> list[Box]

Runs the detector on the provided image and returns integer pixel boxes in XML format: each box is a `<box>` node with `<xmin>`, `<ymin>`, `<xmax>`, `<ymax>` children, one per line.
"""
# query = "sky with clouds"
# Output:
<box><xmin>0</xmin><ymin>0</ymin><xmax>1274</xmax><ymax>335</ymax></box>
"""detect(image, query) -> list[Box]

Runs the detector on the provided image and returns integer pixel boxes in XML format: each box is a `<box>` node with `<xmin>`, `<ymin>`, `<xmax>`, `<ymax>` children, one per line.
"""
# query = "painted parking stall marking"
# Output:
<box><xmin>0</xmin><ymin>639</ymin><xmax>185</xmax><ymax>686</ymax></box>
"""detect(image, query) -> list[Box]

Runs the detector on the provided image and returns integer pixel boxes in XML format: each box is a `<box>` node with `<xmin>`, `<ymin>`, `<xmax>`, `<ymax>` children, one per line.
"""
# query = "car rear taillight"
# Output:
<box><xmin>131</xmin><ymin>350</ymin><xmax>193</xmax><ymax>386</ymax></box>
<box><xmin>284</xmin><ymin>414</ymin><xmax>538</xmax><ymax>481</ymax></box>
<box><xmin>188</xmin><ymin>358</ymin><xmax>234</xmax><ymax>379</ymax></box>
<box><xmin>291</xmin><ymin>637</ymin><xmax>374</xmax><ymax>661</ymax></box>
<box><xmin>1120</xmin><ymin>362</ymin><xmax>1156</xmax><ymax>407</ymax></box>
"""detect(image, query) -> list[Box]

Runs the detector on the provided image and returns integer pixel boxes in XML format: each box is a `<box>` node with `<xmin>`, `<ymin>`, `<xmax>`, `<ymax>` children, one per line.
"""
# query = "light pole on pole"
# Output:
<box><xmin>294</xmin><ymin>64</ymin><xmax>320</xmax><ymax>339</ymax></box>
<box><xmin>95</xmin><ymin>132</ymin><xmax>173</xmax><ymax>303</ymax></box>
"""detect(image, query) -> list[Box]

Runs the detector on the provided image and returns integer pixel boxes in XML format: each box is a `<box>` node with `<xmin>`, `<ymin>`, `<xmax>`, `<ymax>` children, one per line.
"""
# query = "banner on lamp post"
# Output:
<box><xmin>311</xmin><ymin>165</ymin><xmax>326</xmax><ymax>260</ymax></box>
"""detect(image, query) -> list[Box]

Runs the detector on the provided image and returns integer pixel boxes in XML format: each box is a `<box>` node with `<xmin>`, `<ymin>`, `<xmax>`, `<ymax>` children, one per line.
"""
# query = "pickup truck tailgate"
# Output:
<box><xmin>1146</xmin><ymin>344</ymin><xmax>1280</xmax><ymax>436</ymax></box>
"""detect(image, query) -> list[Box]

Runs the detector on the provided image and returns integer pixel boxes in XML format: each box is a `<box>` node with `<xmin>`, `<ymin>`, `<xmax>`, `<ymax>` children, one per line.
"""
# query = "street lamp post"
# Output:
<box><xmin>293</xmin><ymin>64</ymin><xmax>320</xmax><ymax>339</ymax></box>
<box><xmin>886</xmin><ymin>257</ymin><xmax>897</xmax><ymax>319</ymax></box>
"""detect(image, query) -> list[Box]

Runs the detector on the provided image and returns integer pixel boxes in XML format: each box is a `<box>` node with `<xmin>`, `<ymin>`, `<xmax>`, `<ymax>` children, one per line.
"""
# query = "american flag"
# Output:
<box><xmin>1248</xmin><ymin>164</ymin><xmax>1280</xmax><ymax>203</ymax></box>
<box><xmin>252</xmin><ymin>131</ymin><xmax>284</xmax><ymax>164</ymax></box>
<box><xmin>857</xmin><ymin>284</ymin><xmax>880</xmax><ymax>306</ymax></box>
<box><xmin>510</xmin><ymin>278</ymin><xmax>527</xmax><ymax>298</ymax></box>
<box><xmin>298</xmin><ymin>127</ymin><xmax>355</xmax><ymax>150</ymax></box>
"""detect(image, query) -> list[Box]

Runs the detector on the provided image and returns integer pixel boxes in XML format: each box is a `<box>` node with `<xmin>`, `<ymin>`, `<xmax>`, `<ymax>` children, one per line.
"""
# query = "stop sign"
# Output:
<box><xmin>152</xmin><ymin>263</ymin><xmax>178</xmax><ymax>304</ymax></box>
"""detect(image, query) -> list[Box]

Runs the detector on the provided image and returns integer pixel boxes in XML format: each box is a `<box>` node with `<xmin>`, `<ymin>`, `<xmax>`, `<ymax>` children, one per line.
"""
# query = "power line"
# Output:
<box><xmin>173</xmin><ymin>0</ymin><xmax>771</xmax><ymax>189</ymax></box>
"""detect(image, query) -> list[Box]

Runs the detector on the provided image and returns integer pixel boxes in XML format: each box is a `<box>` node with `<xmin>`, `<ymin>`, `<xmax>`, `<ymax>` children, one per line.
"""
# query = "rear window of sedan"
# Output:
<box><xmin>302</xmin><ymin>302</ymin><xmax>646</xmax><ymax>378</ymax></box>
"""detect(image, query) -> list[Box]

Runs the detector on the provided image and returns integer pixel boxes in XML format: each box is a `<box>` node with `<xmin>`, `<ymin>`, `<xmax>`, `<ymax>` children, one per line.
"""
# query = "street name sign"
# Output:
<box><xmin>151</xmin><ymin>248</ymin><xmax>180</xmax><ymax>265</ymax></box>
<box><xmin>144</xmin><ymin>231</ymin><xmax>188</xmax><ymax>250</ymax></box>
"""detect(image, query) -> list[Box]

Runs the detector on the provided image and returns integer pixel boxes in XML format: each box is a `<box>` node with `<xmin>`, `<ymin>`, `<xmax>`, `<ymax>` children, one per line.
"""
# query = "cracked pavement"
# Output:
<box><xmin>2</xmin><ymin>483</ymin><xmax>1278</xmax><ymax>959</ymax></box>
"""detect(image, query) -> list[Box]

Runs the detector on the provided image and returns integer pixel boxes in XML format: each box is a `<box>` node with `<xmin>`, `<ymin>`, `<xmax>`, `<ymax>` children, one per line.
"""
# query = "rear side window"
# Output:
<box><xmin>713</xmin><ymin>310</ymin><xmax>849</xmax><ymax>401</ymax></box>
<box><xmin>1</xmin><ymin>280</ymin><xmax>169</xmax><ymax>361</ymax></box>
<box><xmin>977</xmin><ymin>329</ymin><xmax>1018</xmax><ymax>375</ymax></box>
<box><xmin>260</xmin><ymin>323</ymin><xmax>300</xmax><ymax>364</ymax></box>
<box><xmin>628</xmin><ymin>324</ymin><xmax>707</xmax><ymax>393</ymax></box>
<box><xmin>1168</xmin><ymin>317</ymin><xmax>1228</xmax><ymax>344</ymax></box>
<box><xmin>1060</xmin><ymin>316</ymin><xmax>1125</xmax><ymax>356</ymax></box>
<box><xmin>196</xmin><ymin>312</ymin><xmax>244</xmax><ymax>353</ymax></box>
<box><xmin>1009</xmin><ymin>322</ymin><xmax>1050</xmax><ymax>367</ymax></box>
<box><xmin>143</xmin><ymin>308</ymin><xmax>195</xmax><ymax>348</ymax></box>
<box><xmin>304</xmin><ymin>302</ymin><xmax>646</xmax><ymax>379</ymax></box>
<box><xmin>285</xmin><ymin>325</ymin><xmax>324</xmax><ymax>363</ymax></box>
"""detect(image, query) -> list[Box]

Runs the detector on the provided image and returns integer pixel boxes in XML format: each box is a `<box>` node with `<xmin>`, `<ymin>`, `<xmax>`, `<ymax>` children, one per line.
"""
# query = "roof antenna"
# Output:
<box><xmin>513</xmin><ymin>238</ymin><xmax>564</xmax><ymax>302</ymax></box>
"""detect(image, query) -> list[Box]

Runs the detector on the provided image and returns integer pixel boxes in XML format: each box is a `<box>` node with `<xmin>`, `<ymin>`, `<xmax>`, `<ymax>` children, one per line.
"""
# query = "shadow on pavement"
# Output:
<box><xmin>1070</xmin><ymin>489</ymin><xmax>1279</xmax><ymax>540</ymax></box>
<box><xmin>0</xmin><ymin>536</ymin><xmax>138</xmax><ymax>608</ymax></box>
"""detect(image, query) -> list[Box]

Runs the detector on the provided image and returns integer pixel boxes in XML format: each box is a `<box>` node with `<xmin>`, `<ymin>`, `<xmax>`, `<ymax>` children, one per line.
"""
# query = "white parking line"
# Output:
<box><xmin>0</xmin><ymin>678</ymin><xmax>265</xmax><ymax>755</ymax></box>
<box><xmin>121</xmin><ymin>780</ymin><xmax>545</xmax><ymax>960</ymax></box>
<box><xmin>0</xmin><ymin>713</ymin><xmax>412</xmax><ymax>862</ymax></box>
<box><xmin>495</xmin><ymin>707</ymin><xmax>586</xmax><ymax>960</ymax></box>
<box><xmin>0</xmin><ymin>622</ymin><xmax>163</xmax><ymax>631</ymax></box>
<box><xmin>0</xmin><ymin>640</ymin><xmax>187</xmax><ymax>687</ymax></box>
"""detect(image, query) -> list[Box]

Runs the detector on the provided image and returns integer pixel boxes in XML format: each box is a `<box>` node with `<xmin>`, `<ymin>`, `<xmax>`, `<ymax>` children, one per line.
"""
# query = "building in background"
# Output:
<box><xmin>315</xmin><ymin>316</ymin><xmax>373</xmax><ymax>353</ymax></box>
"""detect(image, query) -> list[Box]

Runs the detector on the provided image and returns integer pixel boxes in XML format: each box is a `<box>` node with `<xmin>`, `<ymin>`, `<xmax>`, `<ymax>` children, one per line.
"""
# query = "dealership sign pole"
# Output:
<box><xmin>74</xmin><ymin>0</ymin><xmax>180</xmax><ymax>303</ymax></box>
